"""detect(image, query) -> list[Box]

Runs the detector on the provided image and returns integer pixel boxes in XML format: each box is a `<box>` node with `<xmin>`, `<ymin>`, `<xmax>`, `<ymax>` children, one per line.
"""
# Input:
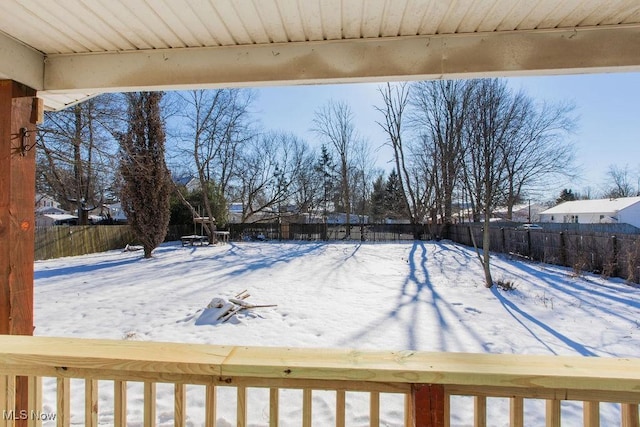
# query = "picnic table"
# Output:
<box><xmin>214</xmin><ymin>231</ymin><xmax>230</xmax><ymax>243</ymax></box>
<box><xmin>181</xmin><ymin>235</ymin><xmax>209</xmax><ymax>246</ymax></box>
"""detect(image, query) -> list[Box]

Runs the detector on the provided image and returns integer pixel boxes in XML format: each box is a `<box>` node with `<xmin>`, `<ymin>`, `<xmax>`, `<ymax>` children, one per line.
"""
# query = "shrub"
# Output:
<box><xmin>496</xmin><ymin>279</ymin><xmax>517</xmax><ymax>292</ymax></box>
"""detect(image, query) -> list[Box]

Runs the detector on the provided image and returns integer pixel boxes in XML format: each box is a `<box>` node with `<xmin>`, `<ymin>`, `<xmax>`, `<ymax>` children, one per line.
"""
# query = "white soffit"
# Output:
<box><xmin>0</xmin><ymin>0</ymin><xmax>639</xmax><ymax>110</ymax></box>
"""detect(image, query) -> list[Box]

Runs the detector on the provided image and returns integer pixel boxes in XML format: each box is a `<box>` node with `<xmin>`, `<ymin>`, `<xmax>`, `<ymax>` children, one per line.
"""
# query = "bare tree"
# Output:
<box><xmin>235</xmin><ymin>132</ymin><xmax>310</xmax><ymax>222</ymax></box>
<box><xmin>463</xmin><ymin>79</ymin><xmax>524</xmax><ymax>288</ymax></box>
<box><xmin>409</xmin><ymin>134</ymin><xmax>439</xmax><ymax>229</ymax></box>
<box><xmin>119</xmin><ymin>92</ymin><xmax>172</xmax><ymax>258</ymax></box>
<box><xmin>409</xmin><ymin>80</ymin><xmax>471</xmax><ymax>235</ymax></box>
<box><xmin>501</xmin><ymin>98</ymin><xmax>577</xmax><ymax>217</ymax></box>
<box><xmin>603</xmin><ymin>164</ymin><xmax>636</xmax><ymax>198</ymax></box>
<box><xmin>37</xmin><ymin>94</ymin><xmax>122</xmax><ymax>222</ymax></box>
<box><xmin>290</xmin><ymin>145</ymin><xmax>323</xmax><ymax>216</ymax></box>
<box><xmin>375</xmin><ymin>83</ymin><xmax>427</xmax><ymax>237</ymax></box>
<box><xmin>349</xmin><ymin>138</ymin><xmax>376</xmax><ymax>240</ymax></box>
<box><xmin>313</xmin><ymin>101</ymin><xmax>358</xmax><ymax>237</ymax></box>
<box><xmin>173</xmin><ymin>89</ymin><xmax>254</xmax><ymax>238</ymax></box>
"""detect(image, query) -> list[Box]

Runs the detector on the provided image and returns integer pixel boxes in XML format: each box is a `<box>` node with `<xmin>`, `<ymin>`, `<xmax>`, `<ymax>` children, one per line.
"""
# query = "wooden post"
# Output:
<box><xmin>0</xmin><ymin>80</ymin><xmax>39</xmax><ymax>427</ymax></box>
<box><xmin>546</xmin><ymin>399</ymin><xmax>561</xmax><ymax>427</ymax></box>
<box><xmin>474</xmin><ymin>396</ymin><xmax>486</xmax><ymax>427</ymax></box>
<box><xmin>583</xmin><ymin>401</ymin><xmax>600</xmax><ymax>427</ymax></box>
<box><xmin>610</xmin><ymin>235</ymin><xmax>618</xmax><ymax>278</ymax></box>
<box><xmin>621</xmin><ymin>403</ymin><xmax>639</xmax><ymax>427</ymax></box>
<box><xmin>510</xmin><ymin>397</ymin><xmax>524</xmax><ymax>427</ymax></box>
<box><xmin>174</xmin><ymin>383</ymin><xmax>186</xmax><ymax>427</ymax></box>
<box><xmin>409</xmin><ymin>384</ymin><xmax>445</xmax><ymax>427</ymax></box>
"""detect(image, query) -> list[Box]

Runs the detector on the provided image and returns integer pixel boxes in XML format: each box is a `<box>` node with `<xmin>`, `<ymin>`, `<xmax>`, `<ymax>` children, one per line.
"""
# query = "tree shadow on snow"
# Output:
<box><xmin>339</xmin><ymin>241</ymin><xmax>487</xmax><ymax>351</ymax></box>
<box><xmin>494</xmin><ymin>258</ymin><xmax>640</xmax><ymax>326</ymax></box>
<box><xmin>220</xmin><ymin>241</ymin><xmax>328</xmax><ymax>278</ymax></box>
<box><xmin>490</xmin><ymin>286</ymin><xmax>597</xmax><ymax>356</ymax></box>
<box><xmin>35</xmin><ymin>257</ymin><xmax>141</xmax><ymax>281</ymax></box>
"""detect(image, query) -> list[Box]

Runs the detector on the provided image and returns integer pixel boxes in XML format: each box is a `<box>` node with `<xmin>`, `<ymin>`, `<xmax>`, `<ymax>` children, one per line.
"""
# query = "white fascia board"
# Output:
<box><xmin>0</xmin><ymin>31</ymin><xmax>44</xmax><ymax>90</ymax></box>
<box><xmin>43</xmin><ymin>24</ymin><xmax>640</xmax><ymax>93</ymax></box>
<box><xmin>40</xmin><ymin>92</ymin><xmax>100</xmax><ymax>111</ymax></box>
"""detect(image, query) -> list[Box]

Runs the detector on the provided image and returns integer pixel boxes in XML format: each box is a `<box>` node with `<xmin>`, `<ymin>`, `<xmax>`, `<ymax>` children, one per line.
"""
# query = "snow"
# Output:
<box><xmin>34</xmin><ymin>241</ymin><xmax>640</xmax><ymax>426</ymax></box>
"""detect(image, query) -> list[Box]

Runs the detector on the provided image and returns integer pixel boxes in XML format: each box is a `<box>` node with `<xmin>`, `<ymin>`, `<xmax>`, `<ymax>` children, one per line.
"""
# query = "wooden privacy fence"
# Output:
<box><xmin>449</xmin><ymin>224</ymin><xmax>640</xmax><ymax>283</ymax></box>
<box><xmin>0</xmin><ymin>336</ymin><xmax>639</xmax><ymax>427</ymax></box>
<box><xmin>34</xmin><ymin>226</ymin><xmax>135</xmax><ymax>261</ymax></box>
<box><xmin>34</xmin><ymin>225</ymin><xmax>193</xmax><ymax>260</ymax></box>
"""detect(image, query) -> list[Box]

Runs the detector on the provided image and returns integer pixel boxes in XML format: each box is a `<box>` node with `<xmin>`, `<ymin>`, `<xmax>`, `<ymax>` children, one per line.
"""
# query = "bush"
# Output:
<box><xmin>496</xmin><ymin>279</ymin><xmax>517</xmax><ymax>292</ymax></box>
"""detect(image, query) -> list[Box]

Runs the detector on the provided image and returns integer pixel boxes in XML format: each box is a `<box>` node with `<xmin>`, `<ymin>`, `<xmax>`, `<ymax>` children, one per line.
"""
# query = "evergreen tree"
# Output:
<box><xmin>369</xmin><ymin>173</ymin><xmax>386</xmax><ymax>223</ymax></box>
<box><xmin>119</xmin><ymin>92</ymin><xmax>172</xmax><ymax>258</ymax></box>
<box><xmin>314</xmin><ymin>144</ymin><xmax>336</xmax><ymax>218</ymax></box>
<box><xmin>170</xmin><ymin>181</ymin><xmax>228</xmax><ymax>228</ymax></box>
<box><xmin>384</xmin><ymin>170</ymin><xmax>406</xmax><ymax>220</ymax></box>
<box><xmin>556</xmin><ymin>188</ymin><xmax>577</xmax><ymax>204</ymax></box>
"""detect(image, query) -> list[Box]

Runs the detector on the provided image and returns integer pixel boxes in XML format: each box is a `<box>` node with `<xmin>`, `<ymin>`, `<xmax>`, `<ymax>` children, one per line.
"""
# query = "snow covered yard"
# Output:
<box><xmin>33</xmin><ymin>240</ymin><xmax>640</xmax><ymax>426</ymax></box>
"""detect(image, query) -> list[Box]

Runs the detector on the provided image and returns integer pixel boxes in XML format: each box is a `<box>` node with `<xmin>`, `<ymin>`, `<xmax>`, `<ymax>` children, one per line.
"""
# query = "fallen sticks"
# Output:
<box><xmin>208</xmin><ymin>291</ymin><xmax>277</xmax><ymax>323</ymax></box>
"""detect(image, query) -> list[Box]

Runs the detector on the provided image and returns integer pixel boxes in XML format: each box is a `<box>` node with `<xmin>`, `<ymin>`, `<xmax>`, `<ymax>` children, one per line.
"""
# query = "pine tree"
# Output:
<box><xmin>370</xmin><ymin>173</ymin><xmax>386</xmax><ymax>223</ymax></box>
<box><xmin>384</xmin><ymin>170</ymin><xmax>406</xmax><ymax>220</ymax></box>
<box><xmin>119</xmin><ymin>92</ymin><xmax>172</xmax><ymax>258</ymax></box>
<box><xmin>314</xmin><ymin>144</ymin><xmax>336</xmax><ymax>218</ymax></box>
<box><xmin>556</xmin><ymin>188</ymin><xmax>577</xmax><ymax>204</ymax></box>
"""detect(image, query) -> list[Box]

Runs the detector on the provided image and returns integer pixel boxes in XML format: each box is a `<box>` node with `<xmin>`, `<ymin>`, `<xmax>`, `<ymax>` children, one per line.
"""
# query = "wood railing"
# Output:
<box><xmin>0</xmin><ymin>336</ymin><xmax>639</xmax><ymax>426</ymax></box>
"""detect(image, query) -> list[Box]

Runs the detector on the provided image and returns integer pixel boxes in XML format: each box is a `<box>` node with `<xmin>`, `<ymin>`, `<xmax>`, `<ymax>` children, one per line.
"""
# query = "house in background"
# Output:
<box><xmin>174</xmin><ymin>175</ymin><xmax>200</xmax><ymax>193</ymax></box>
<box><xmin>35</xmin><ymin>194</ymin><xmax>69</xmax><ymax>226</ymax></box>
<box><xmin>493</xmin><ymin>203</ymin><xmax>546</xmax><ymax>223</ymax></box>
<box><xmin>35</xmin><ymin>194</ymin><xmax>61</xmax><ymax>210</ymax></box>
<box><xmin>104</xmin><ymin>203</ymin><xmax>128</xmax><ymax>223</ymax></box>
<box><xmin>539</xmin><ymin>196</ymin><xmax>640</xmax><ymax>228</ymax></box>
<box><xmin>35</xmin><ymin>213</ymin><xmax>78</xmax><ymax>227</ymax></box>
<box><xmin>227</xmin><ymin>203</ymin><xmax>244</xmax><ymax>224</ymax></box>
<box><xmin>35</xmin><ymin>205</ymin><xmax>66</xmax><ymax>217</ymax></box>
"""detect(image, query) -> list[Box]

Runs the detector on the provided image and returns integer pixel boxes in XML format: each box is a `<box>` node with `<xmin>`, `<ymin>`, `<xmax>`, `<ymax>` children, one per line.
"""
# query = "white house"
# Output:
<box><xmin>539</xmin><ymin>196</ymin><xmax>640</xmax><ymax>228</ymax></box>
<box><xmin>35</xmin><ymin>197</ymin><xmax>68</xmax><ymax>227</ymax></box>
<box><xmin>36</xmin><ymin>213</ymin><xmax>78</xmax><ymax>227</ymax></box>
<box><xmin>174</xmin><ymin>175</ymin><xmax>200</xmax><ymax>193</ymax></box>
<box><xmin>493</xmin><ymin>203</ymin><xmax>546</xmax><ymax>223</ymax></box>
<box><xmin>104</xmin><ymin>203</ymin><xmax>128</xmax><ymax>222</ymax></box>
<box><xmin>35</xmin><ymin>194</ymin><xmax>61</xmax><ymax>210</ymax></box>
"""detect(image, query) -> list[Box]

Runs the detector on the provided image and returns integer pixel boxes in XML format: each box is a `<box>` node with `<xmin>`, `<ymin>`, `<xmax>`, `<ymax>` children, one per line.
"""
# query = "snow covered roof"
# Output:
<box><xmin>541</xmin><ymin>196</ymin><xmax>640</xmax><ymax>215</ymax></box>
<box><xmin>174</xmin><ymin>175</ymin><xmax>195</xmax><ymax>186</ymax></box>
<box><xmin>44</xmin><ymin>214</ymin><xmax>77</xmax><ymax>221</ymax></box>
<box><xmin>493</xmin><ymin>203</ymin><xmax>546</xmax><ymax>215</ymax></box>
<box><xmin>36</xmin><ymin>206</ymin><xmax>66</xmax><ymax>215</ymax></box>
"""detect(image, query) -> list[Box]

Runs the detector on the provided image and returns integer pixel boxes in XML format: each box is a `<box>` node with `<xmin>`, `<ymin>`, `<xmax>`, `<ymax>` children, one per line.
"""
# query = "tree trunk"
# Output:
<box><xmin>342</xmin><ymin>157</ymin><xmax>351</xmax><ymax>238</ymax></box>
<box><xmin>143</xmin><ymin>246</ymin><xmax>153</xmax><ymax>259</ymax></box>
<box><xmin>73</xmin><ymin>106</ymin><xmax>87</xmax><ymax>224</ymax></box>
<box><xmin>482</xmin><ymin>209</ymin><xmax>494</xmax><ymax>288</ymax></box>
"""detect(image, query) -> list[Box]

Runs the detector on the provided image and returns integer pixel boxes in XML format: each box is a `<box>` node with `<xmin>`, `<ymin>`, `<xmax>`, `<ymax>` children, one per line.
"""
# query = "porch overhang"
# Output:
<box><xmin>1</xmin><ymin>0</ymin><xmax>640</xmax><ymax>110</ymax></box>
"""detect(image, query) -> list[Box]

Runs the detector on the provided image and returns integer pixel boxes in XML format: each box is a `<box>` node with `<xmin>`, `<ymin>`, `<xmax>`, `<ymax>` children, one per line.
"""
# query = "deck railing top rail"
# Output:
<box><xmin>1</xmin><ymin>335</ymin><xmax>639</xmax><ymax>394</ymax></box>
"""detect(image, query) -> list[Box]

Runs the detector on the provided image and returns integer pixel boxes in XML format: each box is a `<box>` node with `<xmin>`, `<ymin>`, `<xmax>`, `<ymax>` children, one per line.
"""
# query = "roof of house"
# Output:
<box><xmin>2</xmin><ymin>0</ymin><xmax>639</xmax><ymax>111</ymax></box>
<box><xmin>494</xmin><ymin>203</ymin><xmax>546</xmax><ymax>214</ymax></box>
<box><xmin>43</xmin><ymin>214</ymin><xmax>77</xmax><ymax>221</ymax></box>
<box><xmin>174</xmin><ymin>175</ymin><xmax>196</xmax><ymax>186</ymax></box>
<box><xmin>541</xmin><ymin>196</ymin><xmax>640</xmax><ymax>215</ymax></box>
<box><xmin>36</xmin><ymin>206</ymin><xmax>66</xmax><ymax>215</ymax></box>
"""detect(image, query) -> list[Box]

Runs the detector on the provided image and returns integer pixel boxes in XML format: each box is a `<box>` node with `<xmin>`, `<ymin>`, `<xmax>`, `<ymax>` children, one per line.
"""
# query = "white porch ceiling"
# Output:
<box><xmin>1</xmin><ymin>0</ymin><xmax>639</xmax><ymax>110</ymax></box>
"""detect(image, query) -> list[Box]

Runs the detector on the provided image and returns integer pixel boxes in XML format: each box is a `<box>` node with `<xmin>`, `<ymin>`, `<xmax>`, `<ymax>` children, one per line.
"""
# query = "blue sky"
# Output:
<box><xmin>251</xmin><ymin>72</ymin><xmax>640</xmax><ymax>202</ymax></box>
